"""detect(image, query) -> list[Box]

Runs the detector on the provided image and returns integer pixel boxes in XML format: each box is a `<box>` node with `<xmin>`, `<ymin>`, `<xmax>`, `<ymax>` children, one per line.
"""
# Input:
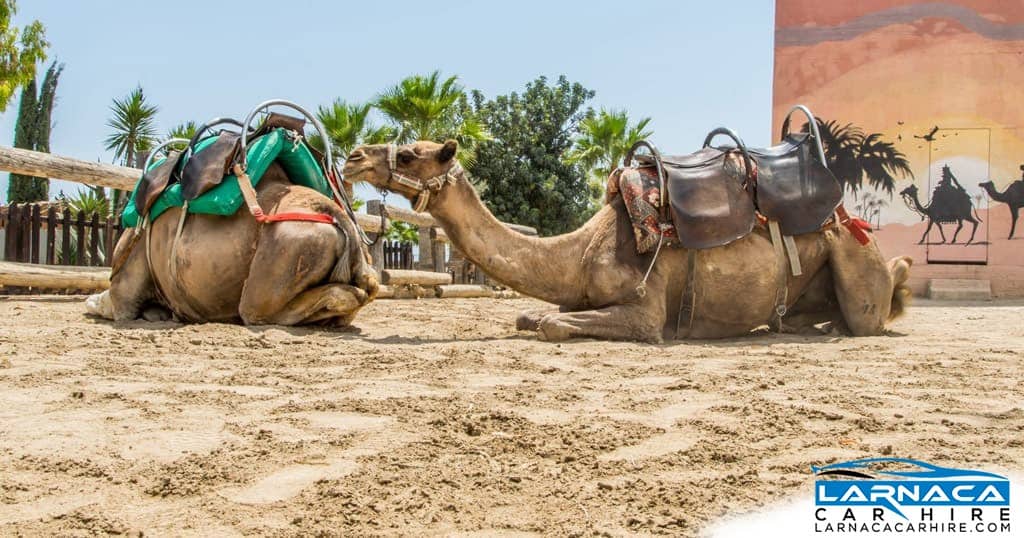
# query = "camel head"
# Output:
<box><xmin>978</xmin><ymin>180</ymin><xmax>995</xmax><ymax>193</ymax></box>
<box><xmin>898</xmin><ymin>184</ymin><xmax>918</xmax><ymax>199</ymax></box>
<box><xmin>343</xmin><ymin>140</ymin><xmax>460</xmax><ymax>211</ymax></box>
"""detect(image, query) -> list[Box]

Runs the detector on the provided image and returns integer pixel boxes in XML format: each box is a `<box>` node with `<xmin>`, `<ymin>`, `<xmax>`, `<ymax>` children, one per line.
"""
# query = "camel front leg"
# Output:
<box><xmin>918</xmin><ymin>221</ymin><xmax>932</xmax><ymax>244</ymax></box>
<box><xmin>536</xmin><ymin>302</ymin><xmax>666</xmax><ymax>343</ymax></box>
<box><xmin>86</xmin><ymin>228</ymin><xmax>160</xmax><ymax>321</ymax></box>
<box><xmin>1010</xmin><ymin>208</ymin><xmax>1019</xmax><ymax>239</ymax></box>
<box><xmin>826</xmin><ymin>227</ymin><xmax>895</xmax><ymax>336</ymax></box>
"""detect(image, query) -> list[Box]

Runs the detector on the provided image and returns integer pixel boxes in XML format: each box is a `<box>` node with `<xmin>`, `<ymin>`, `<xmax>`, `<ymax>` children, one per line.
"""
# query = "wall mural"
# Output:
<box><xmin>773</xmin><ymin>0</ymin><xmax>1024</xmax><ymax>268</ymax></box>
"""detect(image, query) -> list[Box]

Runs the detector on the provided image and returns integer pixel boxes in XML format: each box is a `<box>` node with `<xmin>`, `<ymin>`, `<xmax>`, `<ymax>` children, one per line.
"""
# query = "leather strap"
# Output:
<box><xmin>836</xmin><ymin>204</ymin><xmax>873</xmax><ymax>245</ymax></box>
<box><xmin>702</xmin><ymin>127</ymin><xmax>756</xmax><ymax>182</ymax></box>
<box><xmin>676</xmin><ymin>250</ymin><xmax>698</xmax><ymax>339</ymax></box>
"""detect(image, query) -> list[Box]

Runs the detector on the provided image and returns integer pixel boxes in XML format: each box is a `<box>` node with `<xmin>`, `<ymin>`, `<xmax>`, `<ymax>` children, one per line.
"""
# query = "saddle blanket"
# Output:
<box><xmin>606</xmin><ymin>167</ymin><xmax>679</xmax><ymax>254</ymax></box>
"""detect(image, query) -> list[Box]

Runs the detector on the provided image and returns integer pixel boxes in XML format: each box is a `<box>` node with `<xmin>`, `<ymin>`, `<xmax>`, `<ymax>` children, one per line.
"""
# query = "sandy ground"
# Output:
<box><xmin>0</xmin><ymin>296</ymin><xmax>1022</xmax><ymax>537</ymax></box>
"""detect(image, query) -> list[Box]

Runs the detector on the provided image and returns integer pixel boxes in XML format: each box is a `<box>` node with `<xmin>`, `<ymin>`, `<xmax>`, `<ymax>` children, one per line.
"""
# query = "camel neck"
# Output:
<box><xmin>426</xmin><ymin>176</ymin><xmax>597</xmax><ymax>306</ymax></box>
<box><xmin>983</xmin><ymin>183</ymin><xmax>1006</xmax><ymax>202</ymax></box>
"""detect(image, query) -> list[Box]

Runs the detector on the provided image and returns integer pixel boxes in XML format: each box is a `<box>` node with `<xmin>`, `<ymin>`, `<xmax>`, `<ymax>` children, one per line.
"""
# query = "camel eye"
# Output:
<box><xmin>398</xmin><ymin>150</ymin><xmax>416</xmax><ymax>164</ymax></box>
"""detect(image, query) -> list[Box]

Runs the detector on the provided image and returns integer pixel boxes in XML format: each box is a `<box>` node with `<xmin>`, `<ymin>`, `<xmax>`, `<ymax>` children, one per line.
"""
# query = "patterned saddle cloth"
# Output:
<box><xmin>606</xmin><ymin>167</ymin><xmax>680</xmax><ymax>253</ymax></box>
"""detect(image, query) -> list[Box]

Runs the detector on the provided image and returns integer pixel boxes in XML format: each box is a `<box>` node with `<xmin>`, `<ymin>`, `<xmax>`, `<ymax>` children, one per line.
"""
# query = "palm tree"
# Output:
<box><xmin>105</xmin><ymin>86</ymin><xmax>159</xmax><ymax>167</ymax></box>
<box><xmin>308</xmin><ymin>99</ymin><xmax>395</xmax><ymax>161</ymax></box>
<box><xmin>808</xmin><ymin>119</ymin><xmax>912</xmax><ymax>197</ymax></box>
<box><xmin>375</xmin><ymin>71</ymin><xmax>489</xmax><ymax>163</ymax></box>
<box><xmin>105</xmin><ymin>86</ymin><xmax>159</xmax><ymax>211</ymax></box>
<box><xmin>567</xmin><ymin>108</ymin><xmax>653</xmax><ymax>181</ymax></box>
<box><xmin>167</xmin><ymin>120</ymin><xmax>198</xmax><ymax>141</ymax></box>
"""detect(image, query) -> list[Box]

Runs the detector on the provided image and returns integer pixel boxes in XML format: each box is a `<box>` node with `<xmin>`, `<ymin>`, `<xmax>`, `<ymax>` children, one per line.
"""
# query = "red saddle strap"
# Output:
<box><xmin>835</xmin><ymin>205</ymin><xmax>872</xmax><ymax>245</ymax></box>
<box><xmin>256</xmin><ymin>212</ymin><xmax>335</xmax><ymax>225</ymax></box>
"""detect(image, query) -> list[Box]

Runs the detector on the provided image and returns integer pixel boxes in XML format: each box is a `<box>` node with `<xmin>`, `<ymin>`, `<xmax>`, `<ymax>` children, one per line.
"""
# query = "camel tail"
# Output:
<box><xmin>888</xmin><ymin>256</ymin><xmax>913</xmax><ymax>321</ymax></box>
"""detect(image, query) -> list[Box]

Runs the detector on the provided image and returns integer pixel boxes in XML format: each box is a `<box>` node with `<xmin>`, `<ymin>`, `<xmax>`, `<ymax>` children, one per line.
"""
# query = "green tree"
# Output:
<box><xmin>308</xmin><ymin>99</ymin><xmax>395</xmax><ymax>160</ymax></box>
<box><xmin>0</xmin><ymin>0</ymin><xmax>48</xmax><ymax>112</ymax></box>
<box><xmin>167</xmin><ymin>120</ymin><xmax>198</xmax><ymax>141</ymax></box>
<box><xmin>468</xmin><ymin>76</ymin><xmax>595</xmax><ymax>235</ymax></box>
<box><xmin>385</xmin><ymin>221</ymin><xmax>419</xmax><ymax>243</ymax></box>
<box><xmin>104</xmin><ymin>86</ymin><xmax>158</xmax><ymax>211</ymax></box>
<box><xmin>7</xmin><ymin>60</ymin><xmax>61</xmax><ymax>202</ymax></box>
<box><xmin>568</xmin><ymin>108</ymin><xmax>653</xmax><ymax>182</ymax></box>
<box><xmin>801</xmin><ymin>118</ymin><xmax>912</xmax><ymax>197</ymax></box>
<box><xmin>375</xmin><ymin>71</ymin><xmax>489</xmax><ymax>163</ymax></box>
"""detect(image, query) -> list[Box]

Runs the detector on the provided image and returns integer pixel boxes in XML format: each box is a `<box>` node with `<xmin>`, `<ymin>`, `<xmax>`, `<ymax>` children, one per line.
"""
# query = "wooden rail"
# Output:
<box><xmin>0</xmin><ymin>145</ymin><xmax>536</xmax><ymax>292</ymax></box>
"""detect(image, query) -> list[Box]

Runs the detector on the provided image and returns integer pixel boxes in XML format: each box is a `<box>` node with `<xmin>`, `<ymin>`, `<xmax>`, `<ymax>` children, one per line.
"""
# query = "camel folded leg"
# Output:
<box><xmin>516</xmin><ymin>307</ymin><xmax>566</xmax><ymax>331</ymax></box>
<box><xmin>244</xmin><ymin>283</ymin><xmax>368</xmax><ymax>326</ymax></box>
<box><xmin>826</xmin><ymin>227</ymin><xmax>896</xmax><ymax>336</ymax></box>
<box><xmin>536</xmin><ymin>303</ymin><xmax>665</xmax><ymax>343</ymax></box>
<box><xmin>87</xmin><ymin>228</ymin><xmax>160</xmax><ymax>321</ymax></box>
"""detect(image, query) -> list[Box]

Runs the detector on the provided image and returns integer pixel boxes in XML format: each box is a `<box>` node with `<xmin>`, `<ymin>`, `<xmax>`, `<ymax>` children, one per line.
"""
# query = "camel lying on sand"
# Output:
<box><xmin>85</xmin><ymin>164</ymin><xmax>379</xmax><ymax>326</ymax></box>
<box><xmin>343</xmin><ymin>140</ymin><xmax>911</xmax><ymax>343</ymax></box>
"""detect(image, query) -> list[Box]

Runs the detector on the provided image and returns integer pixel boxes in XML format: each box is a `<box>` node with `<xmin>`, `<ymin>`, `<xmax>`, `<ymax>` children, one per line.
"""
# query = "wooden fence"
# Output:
<box><xmin>0</xmin><ymin>145</ymin><xmax>537</xmax><ymax>292</ymax></box>
<box><xmin>2</xmin><ymin>203</ymin><xmax>122</xmax><ymax>267</ymax></box>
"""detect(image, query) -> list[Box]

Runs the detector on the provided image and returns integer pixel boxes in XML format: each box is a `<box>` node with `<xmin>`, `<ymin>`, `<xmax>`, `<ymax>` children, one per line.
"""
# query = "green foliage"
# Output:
<box><xmin>104</xmin><ymin>86</ymin><xmax>159</xmax><ymax>167</ymax></box>
<box><xmin>307</xmin><ymin>99</ymin><xmax>395</xmax><ymax>161</ymax></box>
<box><xmin>8</xmin><ymin>60</ymin><xmax>61</xmax><ymax>202</ymax></box>
<box><xmin>811</xmin><ymin>119</ymin><xmax>912</xmax><ymax>197</ymax></box>
<box><xmin>167</xmin><ymin>120</ymin><xmax>198</xmax><ymax>141</ymax></box>
<box><xmin>58</xmin><ymin>188</ymin><xmax>111</xmax><ymax>217</ymax></box>
<box><xmin>467</xmin><ymin>76</ymin><xmax>595</xmax><ymax>235</ymax></box>
<box><xmin>375</xmin><ymin>71</ymin><xmax>490</xmax><ymax>164</ymax></box>
<box><xmin>568</xmin><ymin>108</ymin><xmax>653</xmax><ymax>182</ymax></box>
<box><xmin>385</xmin><ymin>220</ymin><xmax>419</xmax><ymax>243</ymax></box>
<box><xmin>0</xmin><ymin>0</ymin><xmax>48</xmax><ymax>112</ymax></box>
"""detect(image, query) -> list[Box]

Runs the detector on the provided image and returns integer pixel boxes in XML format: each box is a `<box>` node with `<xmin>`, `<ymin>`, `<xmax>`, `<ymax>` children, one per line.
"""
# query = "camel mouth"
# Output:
<box><xmin>340</xmin><ymin>163</ymin><xmax>374</xmax><ymax>182</ymax></box>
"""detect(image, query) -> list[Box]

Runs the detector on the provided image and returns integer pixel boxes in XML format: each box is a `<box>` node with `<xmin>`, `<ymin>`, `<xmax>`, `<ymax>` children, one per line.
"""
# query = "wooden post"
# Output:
<box><xmin>103</xmin><ymin>215</ymin><xmax>115</xmax><ymax>266</ymax></box>
<box><xmin>366</xmin><ymin>200</ymin><xmax>384</xmax><ymax>274</ymax></box>
<box><xmin>61</xmin><ymin>207</ymin><xmax>72</xmax><ymax>265</ymax></box>
<box><xmin>45</xmin><ymin>205</ymin><xmax>56</xmax><ymax>265</ymax></box>
<box><xmin>4</xmin><ymin>204</ymin><xmax>17</xmax><ymax>261</ymax></box>
<box><xmin>75</xmin><ymin>210</ymin><xmax>86</xmax><ymax>266</ymax></box>
<box><xmin>30</xmin><ymin>204</ymin><xmax>41</xmax><ymax>264</ymax></box>
<box><xmin>89</xmin><ymin>212</ymin><xmax>101</xmax><ymax>266</ymax></box>
<box><xmin>473</xmin><ymin>263</ymin><xmax>486</xmax><ymax>285</ymax></box>
<box><xmin>417</xmin><ymin>226</ymin><xmax>432</xmax><ymax>270</ymax></box>
<box><xmin>18</xmin><ymin>203</ymin><xmax>30</xmax><ymax>262</ymax></box>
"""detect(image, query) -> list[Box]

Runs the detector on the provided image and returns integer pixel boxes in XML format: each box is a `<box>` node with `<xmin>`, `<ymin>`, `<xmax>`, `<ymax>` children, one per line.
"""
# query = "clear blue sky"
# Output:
<box><xmin>0</xmin><ymin>0</ymin><xmax>775</xmax><ymax>204</ymax></box>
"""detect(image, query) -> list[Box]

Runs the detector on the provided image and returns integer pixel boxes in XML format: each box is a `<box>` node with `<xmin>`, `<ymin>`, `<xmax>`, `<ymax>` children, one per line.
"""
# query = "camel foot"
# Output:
<box><xmin>355</xmin><ymin>269</ymin><xmax>380</xmax><ymax>302</ymax></box>
<box><xmin>516</xmin><ymin>308</ymin><xmax>557</xmax><ymax>331</ymax></box>
<box><xmin>535</xmin><ymin>306</ymin><xmax>664</xmax><ymax>344</ymax></box>
<box><xmin>85</xmin><ymin>291</ymin><xmax>114</xmax><ymax>319</ymax></box>
<box><xmin>142</xmin><ymin>305</ymin><xmax>173</xmax><ymax>322</ymax></box>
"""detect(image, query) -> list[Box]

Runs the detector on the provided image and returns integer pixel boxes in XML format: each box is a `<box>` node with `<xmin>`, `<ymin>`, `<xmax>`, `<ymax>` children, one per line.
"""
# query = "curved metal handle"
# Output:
<box><xmin>624</xmin><ymin>140</ymin><xmax>667</xmax><ymax>208</ymax></box>
<box><xmin>702</xmin><ymin>127</ymin><xmax>755</xmax><ymax>180</ymax></box>
<box><xmin>780</xmin><ymin>104</ymin><xmax>828</xmax><ymax>168</ymax></box>
<box><xmin>141</xmin><ymin>138</ymin><xmax>191</xmax><ymax>173</ymax></box>
<box><xmin>185</xmin><ymin>117</ymin><xmax>245</xmax><ymax>151</ymax></box>
<box><xmin>238</xmin><ymin>99</ymin><xmax>332</xmax><ymax>170</ymax></box>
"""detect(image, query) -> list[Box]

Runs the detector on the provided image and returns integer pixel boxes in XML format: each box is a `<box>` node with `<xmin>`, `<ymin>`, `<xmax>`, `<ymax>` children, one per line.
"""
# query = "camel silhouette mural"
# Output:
<box><xmin>979</xmin><ymin>166</ymin><xmax>1024</xmax><ymax>239</ymax></box>
<box><xmin>900</xmin><ymin>165</ymin><xmax>981</xmax><ymax>245</ymax></box>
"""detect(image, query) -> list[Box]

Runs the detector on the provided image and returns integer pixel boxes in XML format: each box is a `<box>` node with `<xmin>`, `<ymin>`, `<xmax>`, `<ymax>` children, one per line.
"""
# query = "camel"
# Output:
<box><xmin>979</xmin><ymin>180</ymin><xmax>1024</xmax><ymax>240</ymax></box>
<box><xmin>84</xmin><ymin>164</ymin><xmax>379</xmax><ymax>326</ymax></box>
<box><xmin>343</xmin><ymin>140</ymin><xmax>912</xmax><ymax>343</ymax></box>
<box><xmin>899</xmin><ymin>184</ymin><xmax>980</xmax><ymax>245</ymax></box>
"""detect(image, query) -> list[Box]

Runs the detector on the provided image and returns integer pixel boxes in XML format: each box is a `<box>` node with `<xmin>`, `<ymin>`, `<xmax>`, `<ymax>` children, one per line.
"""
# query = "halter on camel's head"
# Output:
<box><xmin>344</xmin><ymin>140</ymin><xmax>463</xmax><ymax>213</ymax></box>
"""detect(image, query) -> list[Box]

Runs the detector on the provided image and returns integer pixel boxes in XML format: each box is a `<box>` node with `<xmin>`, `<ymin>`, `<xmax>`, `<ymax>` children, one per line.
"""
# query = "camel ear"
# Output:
<box><xmin>438</xmin><ymin>140</ymin><xmax>458</xmax><ymax>163</ymax></box>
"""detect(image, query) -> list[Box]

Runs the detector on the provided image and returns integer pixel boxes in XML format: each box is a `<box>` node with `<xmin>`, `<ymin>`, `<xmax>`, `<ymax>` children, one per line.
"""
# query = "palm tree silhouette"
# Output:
<box><xmin>799</xmin><ymin>119</ymin><xmax>912</xmax><ymax>197</ymax></box>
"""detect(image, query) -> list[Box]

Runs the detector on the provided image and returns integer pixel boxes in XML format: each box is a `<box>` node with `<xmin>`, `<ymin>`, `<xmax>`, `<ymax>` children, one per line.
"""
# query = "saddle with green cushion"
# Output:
<box><xmin>121</xmin><ymin>127</ymin><xmax>332</xmax><ymax>228</ymax></box>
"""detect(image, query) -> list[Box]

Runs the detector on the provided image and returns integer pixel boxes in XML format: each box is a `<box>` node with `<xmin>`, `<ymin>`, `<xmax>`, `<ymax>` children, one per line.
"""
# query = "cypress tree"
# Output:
<box><xmin>7</xmin><ymin>62</ymin><xmax>63</xmax><ymax>203</ymax></box>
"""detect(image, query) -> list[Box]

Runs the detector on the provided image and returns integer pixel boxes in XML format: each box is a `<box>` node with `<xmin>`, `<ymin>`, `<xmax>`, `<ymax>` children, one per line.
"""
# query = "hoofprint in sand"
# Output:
<box><xmin>0</xmin><ymin>296</ymin><xmax>1021</xmax><ymax>536</ymax></box>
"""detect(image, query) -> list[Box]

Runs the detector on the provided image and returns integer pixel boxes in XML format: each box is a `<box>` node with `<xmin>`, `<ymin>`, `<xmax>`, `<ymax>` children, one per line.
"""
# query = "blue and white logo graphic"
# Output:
<box><xmin>812</xmin><ymin>458</ymin><xmax>1013</xmax><ymax>534</ymax></box>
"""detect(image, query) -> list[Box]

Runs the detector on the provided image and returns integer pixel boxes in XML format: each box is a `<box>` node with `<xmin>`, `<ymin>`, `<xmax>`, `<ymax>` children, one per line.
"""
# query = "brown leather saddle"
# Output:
<box><xmin>627</xmin><ymin>129</ymin><xmax>756</xmax><ymax>250</ymax></box>
<box><xmin>623</xmin><ymin>105</ymin><xmax>842</xmax><ymax>249</ymax></box>
<box><xmin>134</xmin><ymin>113</ymin><xmax>308</xmax><ymax>220</ymax></box>
<box><xmin>749</xmin><ymin>105</ymin><xmax>842</xmax><ymax>236</ymax></box>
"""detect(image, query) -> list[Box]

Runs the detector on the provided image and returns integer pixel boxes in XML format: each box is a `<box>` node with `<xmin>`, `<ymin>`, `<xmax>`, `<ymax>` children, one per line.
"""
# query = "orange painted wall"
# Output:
<box><xmin>774</xmin><ymin>0</ymin><xmax>1024</xmax><ymax>297</ymax></box>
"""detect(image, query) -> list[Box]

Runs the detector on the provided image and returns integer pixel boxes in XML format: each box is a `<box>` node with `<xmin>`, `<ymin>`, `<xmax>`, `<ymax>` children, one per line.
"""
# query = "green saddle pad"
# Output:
<box><xmin>121</xmin><ymin>128</ymin><xmax>332</xmax><ymax>228</ymax></box>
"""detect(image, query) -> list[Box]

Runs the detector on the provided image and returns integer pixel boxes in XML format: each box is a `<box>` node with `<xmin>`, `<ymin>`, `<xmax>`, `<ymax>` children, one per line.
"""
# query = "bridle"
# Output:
<box><xmin>382</xmin><ymin>143</ymin><xmax>464</xmax><ymax>213</ymax></box>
